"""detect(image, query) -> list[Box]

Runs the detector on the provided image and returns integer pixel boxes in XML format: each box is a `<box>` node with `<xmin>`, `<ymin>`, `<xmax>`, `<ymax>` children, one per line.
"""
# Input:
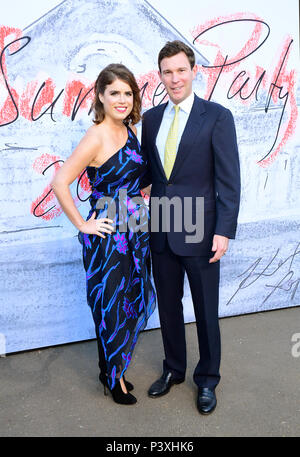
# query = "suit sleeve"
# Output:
<box><xmin>212</xmin><ymin>108</ymin><xmax>241</xmax><ymax>239</ymax></box>
<box><xmin>139</xmin><ymin>115</ymin><xmax>152</xmax><ymax>189</ymax></box>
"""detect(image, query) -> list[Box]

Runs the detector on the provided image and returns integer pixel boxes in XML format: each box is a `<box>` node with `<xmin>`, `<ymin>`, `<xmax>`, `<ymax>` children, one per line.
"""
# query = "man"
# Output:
<box><xmin>141</xmin><ymin>40</ymin><xmax>240</xmax><ymax>414</ymax></box>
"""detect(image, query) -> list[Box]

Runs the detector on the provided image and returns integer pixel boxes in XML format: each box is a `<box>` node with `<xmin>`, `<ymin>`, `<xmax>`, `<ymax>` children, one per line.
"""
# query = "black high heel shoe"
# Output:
<box><xmin>103</xmin><ymin>378</ymin><xmax>137</xmax><ymax>405</ymax></box>
<box><xmin>99</xmin><ymin>373</ymin><xmax>134</xmax><ymax>392</ymax></box>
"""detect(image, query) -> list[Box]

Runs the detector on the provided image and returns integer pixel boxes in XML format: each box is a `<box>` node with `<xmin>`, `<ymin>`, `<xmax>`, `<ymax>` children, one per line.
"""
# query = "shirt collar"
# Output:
<box><xmin>166</xmin><ymin>92</ymin><xmax>195</xmax><ymax>115</ymax></box>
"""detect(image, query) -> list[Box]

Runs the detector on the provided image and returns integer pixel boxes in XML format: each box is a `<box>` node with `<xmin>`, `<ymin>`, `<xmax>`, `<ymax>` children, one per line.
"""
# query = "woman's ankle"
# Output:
<box><xmin>119</xmin><ymin>376</ymin><xmax>128</xmax><ymax>394</ymax></box>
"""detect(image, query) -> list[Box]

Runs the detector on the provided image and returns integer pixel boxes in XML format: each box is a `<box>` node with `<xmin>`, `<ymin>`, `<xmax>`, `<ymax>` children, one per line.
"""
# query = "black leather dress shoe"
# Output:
<box><xmin>148</xmin><ymin>371</ymin><xmax>185</xmax><ymax>398</ymax></box>
<box><xmin>197</xmin><ymin>387</ymin><xmax>217</xmax><ymax>415</ymax></box>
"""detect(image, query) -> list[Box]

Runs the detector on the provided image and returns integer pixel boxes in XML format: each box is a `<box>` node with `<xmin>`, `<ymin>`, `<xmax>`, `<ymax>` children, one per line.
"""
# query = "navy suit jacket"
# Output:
<box><xmin>141</xmin><ymin>94</ymin><xmax>241</xmax><ymax>256</ymax></box>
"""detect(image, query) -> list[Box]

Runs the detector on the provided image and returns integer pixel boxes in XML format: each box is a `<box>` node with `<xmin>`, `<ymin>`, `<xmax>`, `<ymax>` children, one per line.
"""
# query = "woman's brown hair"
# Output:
<box><xmin>92</xmin><ymin>64</ymin><xmax>141</xmax><ymax>125</ymax></box>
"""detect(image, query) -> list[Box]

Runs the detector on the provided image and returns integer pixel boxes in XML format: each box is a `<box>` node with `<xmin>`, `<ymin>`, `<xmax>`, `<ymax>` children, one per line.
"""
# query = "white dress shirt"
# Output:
<box><xmin>156</xmin><ymin>92</ymin><xmax>195</xmax><ymax>168</ymax></box>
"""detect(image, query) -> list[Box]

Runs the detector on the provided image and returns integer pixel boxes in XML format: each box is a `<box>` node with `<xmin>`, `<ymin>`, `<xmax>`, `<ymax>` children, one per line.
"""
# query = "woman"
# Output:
<box><xmin>51</xmin><ymin>64</ymin><xmax>155</xmax><ymax>405</ymax></box>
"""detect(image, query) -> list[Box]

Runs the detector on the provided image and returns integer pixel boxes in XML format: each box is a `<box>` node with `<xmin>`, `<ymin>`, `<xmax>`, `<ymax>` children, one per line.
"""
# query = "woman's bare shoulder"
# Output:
<box><xmin>84</xmin><ymin>124</ymin><xmax>103</xmax><ymax>144</ymax></box>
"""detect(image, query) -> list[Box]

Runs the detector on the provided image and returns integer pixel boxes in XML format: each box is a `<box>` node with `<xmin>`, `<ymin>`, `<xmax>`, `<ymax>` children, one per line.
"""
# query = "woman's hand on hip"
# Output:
<box><xmin>80</xmin><ymin>211</ymin><xmax>114</xmax><ymax>238</ymax></box>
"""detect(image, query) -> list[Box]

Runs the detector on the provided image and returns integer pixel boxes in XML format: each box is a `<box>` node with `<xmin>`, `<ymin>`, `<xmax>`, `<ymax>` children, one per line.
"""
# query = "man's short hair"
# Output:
<box><xmin>158</xmin><ymin>40</ymin><xmax>195</xmax><ymax>72</ymax></box>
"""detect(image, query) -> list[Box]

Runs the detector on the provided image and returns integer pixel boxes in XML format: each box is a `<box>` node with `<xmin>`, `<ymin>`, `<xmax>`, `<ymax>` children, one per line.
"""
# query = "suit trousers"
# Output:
<box><xmin>151</xmin><ymin>241</ymin><xmax>221</xmax><ymax>389</ymax></box>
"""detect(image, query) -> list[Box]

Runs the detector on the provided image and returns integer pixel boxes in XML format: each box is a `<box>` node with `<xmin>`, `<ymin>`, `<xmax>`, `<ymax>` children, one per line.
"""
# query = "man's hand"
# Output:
<box><xmin>209</xmin><ymin>235</ymin><xmax>229</xmax><ymax>263</ymax></box>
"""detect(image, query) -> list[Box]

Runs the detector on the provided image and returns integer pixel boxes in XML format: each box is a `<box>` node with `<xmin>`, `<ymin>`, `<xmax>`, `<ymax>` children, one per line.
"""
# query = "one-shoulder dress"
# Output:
<box><xmin>80</xmin><ymin>126</ymin><xmax>156</xmax><ymax>389</ymax></box>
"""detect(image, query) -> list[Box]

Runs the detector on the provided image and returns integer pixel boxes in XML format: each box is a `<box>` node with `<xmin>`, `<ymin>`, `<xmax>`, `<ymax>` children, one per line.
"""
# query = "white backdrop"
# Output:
<box><xmin>1</xmin><ymin>0</ymin><xmax>299</xmax><ymax>354</ymax></box>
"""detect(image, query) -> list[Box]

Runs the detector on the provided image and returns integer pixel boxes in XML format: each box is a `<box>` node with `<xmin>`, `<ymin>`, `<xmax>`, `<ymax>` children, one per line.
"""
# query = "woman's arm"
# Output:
<box><xmin>51</xmin><ymin>129</ymin><xmax>114</xmax><ymax>237</ymax></box>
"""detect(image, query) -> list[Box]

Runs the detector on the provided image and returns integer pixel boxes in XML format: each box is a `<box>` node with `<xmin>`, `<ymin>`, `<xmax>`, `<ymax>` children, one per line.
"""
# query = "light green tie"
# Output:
<box><xmin>164</xmin><ymin>105</ymin><xmax>180</xmax><ymax>179</ymax></box>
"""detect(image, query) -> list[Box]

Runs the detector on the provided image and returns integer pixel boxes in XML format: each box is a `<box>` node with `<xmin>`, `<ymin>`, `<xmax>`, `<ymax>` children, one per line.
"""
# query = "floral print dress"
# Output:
<box><xmin>80</xmin><ymin>126</ymin><xmax>156</xmax><ymax>389</ymax></box>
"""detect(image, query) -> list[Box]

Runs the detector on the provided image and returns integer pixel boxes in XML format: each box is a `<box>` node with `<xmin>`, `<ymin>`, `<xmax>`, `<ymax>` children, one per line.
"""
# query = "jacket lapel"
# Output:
<box><xmin>169</xmin><ymin>95</ymin><xmax>206</xmax><ymax>181</ymax></box>
<box><xmin>148</xmin><ymin>103</ymin><xmax>168</xmax><ymax>180</ymax></box>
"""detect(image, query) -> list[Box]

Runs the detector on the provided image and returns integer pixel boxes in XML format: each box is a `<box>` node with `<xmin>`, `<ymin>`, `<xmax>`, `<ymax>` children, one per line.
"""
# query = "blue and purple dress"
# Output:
<box><xmin>80</xmin><ymin>126</ymin><xmax>155</xmax><ymax>389</ymax></box>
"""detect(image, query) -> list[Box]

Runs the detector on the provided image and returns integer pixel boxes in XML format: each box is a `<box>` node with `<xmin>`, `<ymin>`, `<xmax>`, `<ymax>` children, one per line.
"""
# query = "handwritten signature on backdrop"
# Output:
<box><xmin>226</xmin><ymin>242</ymin><xmax>300</xmax><ymax>308</ymax></box>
